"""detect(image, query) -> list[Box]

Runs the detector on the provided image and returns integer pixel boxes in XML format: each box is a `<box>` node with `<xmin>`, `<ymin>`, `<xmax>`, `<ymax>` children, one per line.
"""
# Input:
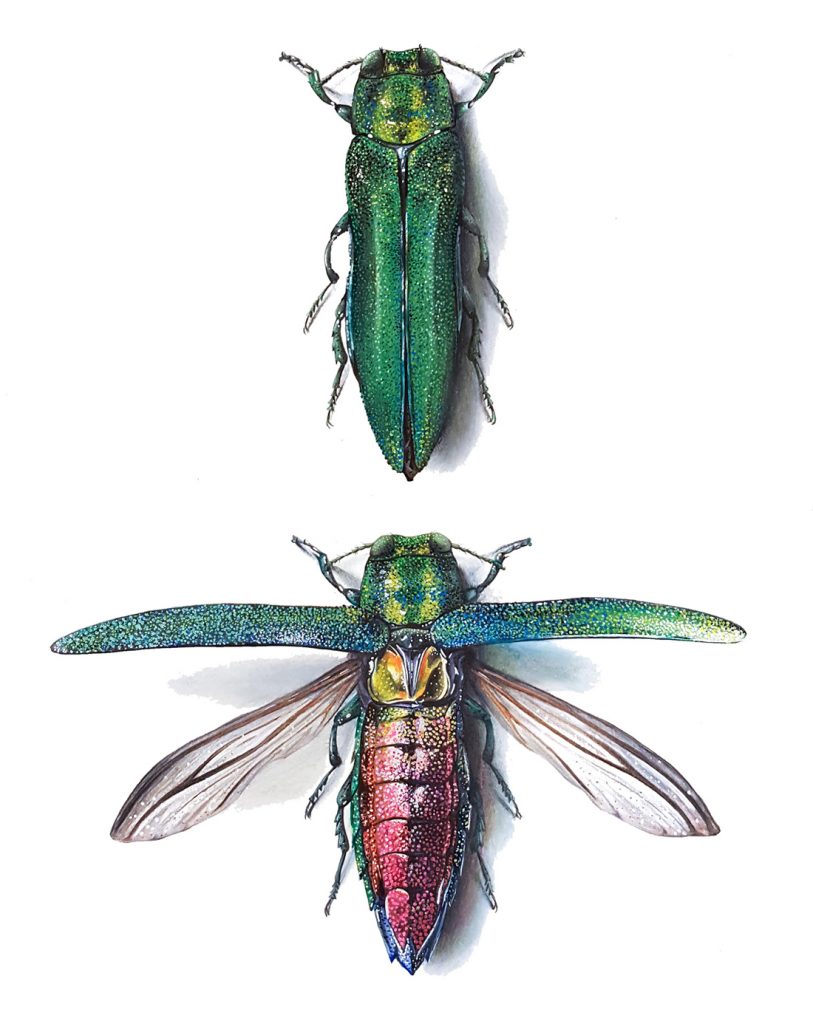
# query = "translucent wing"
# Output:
<box><xmin>470</xmin><ymin>660</ymin><xmax>719</xmax><ymax>837</ymax></box>
<box><xmin>111</xmin><ymin>657</ymin><xmax>363</xmax><ymax>842</ymax></box>
<box><xmin>52</xmin><ymin>604</ymin><xmax>387</xmax><ymax>655</ymax></box>
<box><xmin>434</xmin><ymin>598</ymin><xmax>745</xmax><ymax>648</ymax></box>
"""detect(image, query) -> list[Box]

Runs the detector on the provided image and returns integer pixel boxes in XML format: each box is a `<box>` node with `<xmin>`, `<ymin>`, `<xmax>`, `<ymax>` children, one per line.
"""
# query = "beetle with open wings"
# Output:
<box><xmin>52</xmin><ymin>533</ymin><xmax>744</xmax><ymax>973</ymax></box>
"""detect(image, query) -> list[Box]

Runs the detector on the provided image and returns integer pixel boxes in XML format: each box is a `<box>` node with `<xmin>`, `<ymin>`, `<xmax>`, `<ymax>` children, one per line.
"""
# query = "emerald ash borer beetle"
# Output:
<box><xmin>280</xmin><ymin>47</ymin><xmax>523</xmax><ymax>479</ymax></box>
<box><xmin>52</xmin><ymin>533</ymin><xmax>744</xmax><ymax>973</ymax></box>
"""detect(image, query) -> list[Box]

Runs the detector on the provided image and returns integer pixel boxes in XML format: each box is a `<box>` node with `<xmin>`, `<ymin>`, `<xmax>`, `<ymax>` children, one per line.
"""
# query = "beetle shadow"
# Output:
<box><xmin>168</xmin><ymin>653</ymin><xmax>357</xmax><ymax>808</ymax></box>
<box><xmin>430</xmin><ymin>112</ymin><xmax>514</xmax><ymax>476</ymax></box>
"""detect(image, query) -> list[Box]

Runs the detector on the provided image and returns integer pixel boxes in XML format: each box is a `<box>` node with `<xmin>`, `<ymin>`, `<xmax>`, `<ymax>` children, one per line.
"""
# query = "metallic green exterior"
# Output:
<box><xmin>431</xmin><ymin>598</ymin><xmax>747</xmax><ymax>648</ymax></box>
<box><xmin>51</xmin><ymin>603</ymin><xmax>388</xmax><ymax>655</ymax></box>
<box><xmin>345</xmin><ymin>138</ymin><xmax>405</xmax><ymax>471</ymax></box>
<box><xmin>52</xmin><ymin>536</ymin><xmax>746</xmax><ymax>657</ymax></box>
<box><xmin>359</xmin><ymin>534</ymin><xmax>466</xmax><ymax>625</ymax></box>
<box><xmin>405</xmin><ymin>133</ymin><xmax>464</xmax><ymax>469</ymax></box>
<box><xmin>352</xmin><ymin>49</ymin><xmax>454</xmax><ymax>145</ymax></box>
<box><xmin>345</xmin><ymin>50</ymin><xmax>465</xmax><ymax>478</ymax></box>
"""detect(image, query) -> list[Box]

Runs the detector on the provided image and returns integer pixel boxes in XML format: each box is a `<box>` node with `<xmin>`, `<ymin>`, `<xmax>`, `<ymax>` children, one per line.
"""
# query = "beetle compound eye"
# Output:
<box><xmin>369</xmin><ymin>648</ymin><xmax>408</xmax><ymax>703</ymax></box>
<box><xmin>417</xmin><ymin>47</ymin><xmax>441</xmax><ymax>74</ymax></box>
<box><xmin>360</xmin><ymin>48</ymin><xmax>385</xmax><ymax>78</ymax></box>
<box><xmin>428</xmin><ymin>532</ymin><xmax>452</xmax><ymax>554</ymax></box>
<box><xmin>370</xmin><ymin>534</ymin><xmax>396</xmax><ymax>559</ymax></box>
<box><xmin>414</xmin><ymin>646</ymin><xmax>450</xmax><ymax>701</ymax></box>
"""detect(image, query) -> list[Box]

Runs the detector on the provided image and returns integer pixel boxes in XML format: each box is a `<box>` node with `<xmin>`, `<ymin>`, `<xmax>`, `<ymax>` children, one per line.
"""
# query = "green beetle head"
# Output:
<box><xmin>359</xmin><ymin>532</ymin><xmax>465</xmax><ymax>625</ymax></box>
<box><xmin>352</xmin><ymin>47</ymin><xmax>455</xmax><ymax>144</ymax></box>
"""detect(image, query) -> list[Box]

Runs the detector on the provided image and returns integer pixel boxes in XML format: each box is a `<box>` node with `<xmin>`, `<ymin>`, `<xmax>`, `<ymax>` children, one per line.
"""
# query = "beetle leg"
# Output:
<box><xmin>304</xmin><ymin>213</ymin><xmax>350</xmax><ymax>333</ymax></box>
<box><xmin>463</xmin><ymin>695</ymin><xmax>521</xmax><ymax>818</ymax></box>
<box><xmin>447</xmin><ymin>49</ymin><xmax>524</xmax><ymax>115</ymax></box>
<box><xmin>458</xmin><ymin>537</ymin><xmax>533</xmax><ymax>600</ymax></box>
<box><xmin>305</xmin><ymin>692</ymin><xmax>362</xmax><ymax>818</ymax></box>
<box><xmin>326</xmin><ymin>293</ymin><xmax>348</xmax><ymax>425</ymax></box>
<box><xmin>461</xmin><ymin>208</ymin><xmax>514</xmax><ymax>328</ymax></box>
<box><xmin>462</xmin><ymin>288</ymin><xmax>496</xmax><ymax>424</ymax></box>
<box><xmin>324</xmin><ymin>771</ymin><xmax>355</xmax><ymax>915</ymax></box>
<box><xmin>279</xmin><ymin>52</ymin><xmax>353</xmax><ymax>122</ymax></box>
<box><xmin>468</xmin><ymin>776</ymin><xmax>498</xmax><ymax>910</ymax></box>
<box><xmin>291</xmin><ymin>536</ymin><xmax>361</xmax><ymax>604</ymax></box>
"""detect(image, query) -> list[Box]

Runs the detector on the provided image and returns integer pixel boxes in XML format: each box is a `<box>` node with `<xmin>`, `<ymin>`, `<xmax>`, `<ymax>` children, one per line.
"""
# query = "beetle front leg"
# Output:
<box><xmin>326</xmin><ymin>293</ymin><xmax>348</xmax><ymax>425</ymax></box>
<box><xmin>305</xmin><ymin>692</ymin><xmax>362</xmax><ymax>818</ymax></box>
<box><xmin>449</xmin><ymin>49</ymin><xmax>524</xmax><ymax>116</ymax></box>
<box><xmin>462</xmin><ymin>288</ymin><xmax>496</xmax><ymax>424</ymax></box>
<box><xmin>463</xmin><ymin>695</ymin><xmax>521</xmax><ymax>818</ymax></box>
<box><xmin>461</xmin><ymin>208</ymin><xmax>513</xmax><ymax>328</ymax></box>
<box><xmin>324</xmin><ymin>771</ymin><xmax>355</xmax><ymax>915</ymax></box>
<box><xmin>304</xmin><ymin>212</ymin><xmax>350</xmax><ymax>333</ymax></box>
<box><xmin>279</xmin><ymin>52</ymin><xmax>353</xmax><ymax>122</ymax></box>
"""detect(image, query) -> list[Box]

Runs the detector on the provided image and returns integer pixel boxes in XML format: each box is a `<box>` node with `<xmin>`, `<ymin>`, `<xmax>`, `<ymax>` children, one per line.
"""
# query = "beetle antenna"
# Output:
<box><xmin>291</xmin><ymin>536</ymin><xmax>361</xmax><ymax>605</ymax></box>
<box><xmin>321</xmin><ymin>56</ymin><xmax>363</xmax><ymax>86</ymax></box>
<box><xmin>330</xmin><ymin>542</ymin><xmax>373</xmax><ymax>565</ymax></box>
<box><xmin>458</xmin><ymin>537</ymin><xmax>532</xmax><ymax>600</ymax></box>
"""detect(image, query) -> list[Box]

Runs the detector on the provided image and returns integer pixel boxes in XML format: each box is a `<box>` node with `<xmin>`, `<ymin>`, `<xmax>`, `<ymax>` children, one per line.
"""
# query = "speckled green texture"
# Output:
<box><xmin>346</xmin><ymin>137</ymin><xmax>405</xmax><ymax>472</ymax></box>
<box><xmin>345</xmin><ymin>129</ymin><xmax>464</xmax><ymax>476</ymax></box>
<box><xmin>405</xmin><ymin>132</ymin><xmax>464</xmax><ymax>470</ymax></box>
<box><xmin>352</xmin><ymin>49</ymin><xmax>454</xmax><ymax>145</ymax></box>
<box><xmin>359</xmin><ymin>534</ymin><xmax>465</xmax><ymax>625</ymax></box>
<box><xmin>431</xmin><ymin>598</ymin><xmax>747</xmax><ymax>648</ymax></box>
<box><xmin>51</xmin><ymin>604</ymin><xmax>388</xmax><ymax>655</ymax></box>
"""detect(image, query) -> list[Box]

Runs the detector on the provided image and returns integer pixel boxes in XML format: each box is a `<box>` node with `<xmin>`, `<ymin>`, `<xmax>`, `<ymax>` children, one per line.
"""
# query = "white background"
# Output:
<box><xmin>2</xmin><ymin>2</ymin><xmax>810</xmax><ymax>1022</ymax></box>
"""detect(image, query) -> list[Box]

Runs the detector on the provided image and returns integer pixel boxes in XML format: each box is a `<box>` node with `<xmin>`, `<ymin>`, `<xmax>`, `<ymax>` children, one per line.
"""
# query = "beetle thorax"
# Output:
<box><xmin>364</xmin><ymin>632</ymin><xmax>462</xmax><ymax>706</ymax></box>
<box><xmin>359</xmin><ymin>533</ymin><xmax>466</xmax><ymax>624</ymax></box>
<box><xmin>351</xmin><ymin>47</ymin><xmax>455</xmax><ymax>144</ymax></box>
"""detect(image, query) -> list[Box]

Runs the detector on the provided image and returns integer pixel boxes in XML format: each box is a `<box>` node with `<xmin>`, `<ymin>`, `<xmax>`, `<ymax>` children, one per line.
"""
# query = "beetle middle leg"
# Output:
<box><xmin>461</xmin><ymin>208</ymin><xmax>514</xmax><ymax>328</ymax></box>
<box><xmin>463</xmin><ymin>695</ymin><xmax>521</xmax><ymax>818</ymax></box>
<box><xmin>324</xmin><ymin>770</ymin><xmax>355</xmax><ymax>915</ymax></box>
<box><xmin>326</xmin><ymin>293</ymin><xmax>348</xmax><ymax>425</ymax></box>
<box><xmin>305</xmin><ymin>691</ymin><xmax>361</xmax><ymax>818</ymax></box>
<box><xmin>304</xmin><ymin>212</ymin><xmax>349</xmax><ymax>333</ymax></box>
<box><xmin>462</xmin><ymin>287</ymin><xmax>496</xmax><ymax>424</ymax></box>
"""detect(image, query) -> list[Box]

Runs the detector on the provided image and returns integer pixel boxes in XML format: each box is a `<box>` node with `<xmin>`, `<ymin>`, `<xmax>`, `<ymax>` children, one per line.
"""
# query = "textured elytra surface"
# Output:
<box><xmin>346</xmin><ymin>137</ymin><xmax>405</xmax><ymax>472</ymax></box>
<box><xmin>352</xmin><ymin>702</ymin><xmax>468</xmax><ymax>968</ymax></box>
<box><xmin>345</xmin><ymin>128</ymin><xmax>464</xmax><ymax>476</ymax></box>
<box><xmin>51</xmin><ymin>603</ymin><xmax>388</xmax><ymax>654</ymax></box>
<box><xmin>405</xmin><ymin>131</ymin><xmax>464</xmax><ymax>469</ymax></box>
<box><xmin>432</xmin><ymin>598</ymin><xmax>748</xmax><ymax>648</ymax></box>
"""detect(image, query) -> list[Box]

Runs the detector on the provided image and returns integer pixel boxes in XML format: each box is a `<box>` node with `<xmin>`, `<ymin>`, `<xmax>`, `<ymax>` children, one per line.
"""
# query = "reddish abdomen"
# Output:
<box><xmin>355</xmin><ymin>702</ymin><xmax>466</xmax><ymax>965</ymax></box>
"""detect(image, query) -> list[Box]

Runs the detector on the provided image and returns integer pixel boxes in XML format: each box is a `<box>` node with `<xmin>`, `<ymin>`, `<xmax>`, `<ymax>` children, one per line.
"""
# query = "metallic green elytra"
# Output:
<box><xmin>52</xmin><ymin>533</ymin><xmax>746</xmax><ymax>656</ymax></box>
<box><xmin>52</xmin><ymin>534</ymin><xmax>745</xmax><ymax>973</ymax></box>
<box><xmin>280</xmin><ymin>47</ymin><xmax>524</xmax><ymax>479</ymax></box>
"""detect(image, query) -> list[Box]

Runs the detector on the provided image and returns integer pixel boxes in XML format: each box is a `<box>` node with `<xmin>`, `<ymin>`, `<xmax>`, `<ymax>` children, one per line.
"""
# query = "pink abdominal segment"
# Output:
<box><xmin>360</xmin><ymin>705</ymin><xmax>460</xmax><ymax>953</ymax></box>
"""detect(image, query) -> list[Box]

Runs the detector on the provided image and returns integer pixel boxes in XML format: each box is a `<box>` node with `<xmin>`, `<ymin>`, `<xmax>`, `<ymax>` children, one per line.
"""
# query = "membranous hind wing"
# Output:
<box><xmin>470</xmin><ymin>660</ymin><xmax>719</xmax><ymax>837</ymax></box>
<box><xmin>112</xmin><ymin>657</ymin><xmax>364</xmax><ymax>842</ymax></box>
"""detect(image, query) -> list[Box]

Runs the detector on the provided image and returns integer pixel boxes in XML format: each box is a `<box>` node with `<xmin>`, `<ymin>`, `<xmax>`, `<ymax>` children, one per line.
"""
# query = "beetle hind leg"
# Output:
<box><xmin>469</xmin><ymin>780</ymin><xmax>498</xmax><ymax>910</ymax></box>
<box><xmin>326</xmin><ymin>293</ymin><xmax>348</xmax><ymax>426</ymax></box>
<box><xmin>324</xmin><ymin>772</ymin><xmax>355</xmax><ymax>915</ymax></box>
<box><xmin>462</xmin><ymin>288</ymin><xmax>496</xmax><ymax>424</ymax></box>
